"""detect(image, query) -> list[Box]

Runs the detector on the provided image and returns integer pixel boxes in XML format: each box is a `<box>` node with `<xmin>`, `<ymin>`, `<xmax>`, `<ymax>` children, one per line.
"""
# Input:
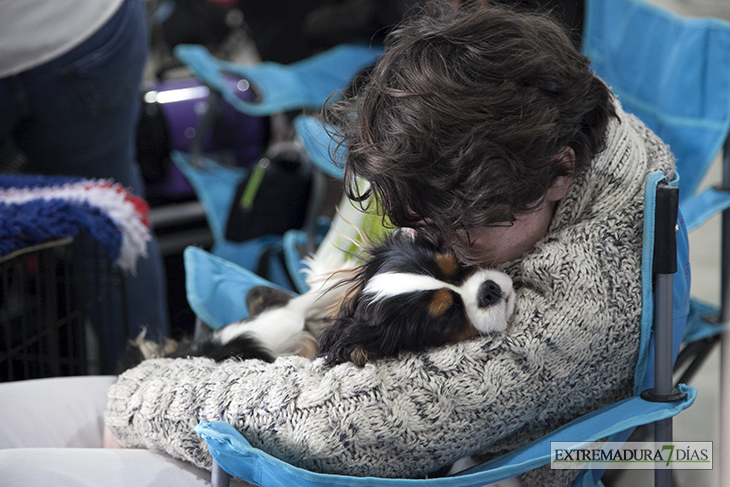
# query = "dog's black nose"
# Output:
<box><xmin>478</xmin><ymin>280</ymin><xmax>502</xmax><ymax>308</ymax></box>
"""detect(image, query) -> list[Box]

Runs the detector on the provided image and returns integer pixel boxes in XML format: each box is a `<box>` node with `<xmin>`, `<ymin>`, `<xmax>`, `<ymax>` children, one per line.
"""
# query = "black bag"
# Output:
<box><xmin>224</xmin><ymin>152</ymin><xmax>312</xmax><ymax>242</ymax></box>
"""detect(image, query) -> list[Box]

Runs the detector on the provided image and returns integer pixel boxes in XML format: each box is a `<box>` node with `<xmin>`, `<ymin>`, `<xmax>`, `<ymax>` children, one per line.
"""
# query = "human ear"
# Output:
<box><xmin>546</xmin><ymin>148</ymin><xmax>575</xmax><ymax>202</ymax></box>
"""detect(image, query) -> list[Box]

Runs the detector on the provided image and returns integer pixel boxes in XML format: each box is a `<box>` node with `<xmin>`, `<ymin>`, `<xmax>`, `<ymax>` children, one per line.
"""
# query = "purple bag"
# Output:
<box><xmin>137</xmin><ymin>75</ymin><xmax>268</xmax><ymax>202</ymax></box>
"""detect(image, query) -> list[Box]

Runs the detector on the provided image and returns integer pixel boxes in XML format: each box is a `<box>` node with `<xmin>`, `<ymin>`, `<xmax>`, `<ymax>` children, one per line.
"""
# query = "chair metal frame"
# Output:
<box><xmin>644</xmin><ymin>182</ymin><xmax>683</xmax><ymax>487</ymax></box>
<box><xmin>719</xmin><ymin>136</ymin><xmax>730</xmax><ymax>485</ymax></box>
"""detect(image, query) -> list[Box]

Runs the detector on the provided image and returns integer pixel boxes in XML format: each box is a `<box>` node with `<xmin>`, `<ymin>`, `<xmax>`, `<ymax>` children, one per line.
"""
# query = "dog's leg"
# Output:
<box><xmin>213</xmin><ymin>304</ymin><xmax>308</xmax><ymax>357</ymax></box>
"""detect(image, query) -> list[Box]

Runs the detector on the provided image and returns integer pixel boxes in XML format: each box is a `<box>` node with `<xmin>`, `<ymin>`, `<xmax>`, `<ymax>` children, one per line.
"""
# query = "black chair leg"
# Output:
<box><xmin>211</xmin><ymin>460</ymin><xmax>231</xmax><ymax>487</ymax></box>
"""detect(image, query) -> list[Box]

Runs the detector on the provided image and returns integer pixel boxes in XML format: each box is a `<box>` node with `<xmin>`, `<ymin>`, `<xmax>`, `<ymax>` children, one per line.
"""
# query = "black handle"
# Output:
<box><xmin>653</xmin><ymin>182</ymin><xmax>679</xmax><ymax>275</ymax></box>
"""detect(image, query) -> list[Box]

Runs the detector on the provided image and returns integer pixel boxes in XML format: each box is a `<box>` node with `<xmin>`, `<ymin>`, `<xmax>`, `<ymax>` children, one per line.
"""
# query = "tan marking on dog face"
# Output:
<box><xmin>435</xmin><ymin>253</ymin><xmax>460</xmax><ymax>278</ymax></box>
<box><xmin>428</xmin><ymin>289</ymin><xmax>454</xmax><ymax>316</ymax></box>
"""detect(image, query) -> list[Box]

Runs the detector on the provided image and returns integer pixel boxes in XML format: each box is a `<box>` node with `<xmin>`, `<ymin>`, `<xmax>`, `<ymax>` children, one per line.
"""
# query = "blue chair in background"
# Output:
<box><xmin>173</xmin><ymin>43</ymin><xmax>382</xmax><ymax>117</ymax></box>
<box><xmin>182</xmin><ymin>114</ymin><xmax>388</xmax><ymax>328</ymax></box>
<box><xmin>583</xmin><ymin>0</ymin><xmax>730</xmax><ymax>344</ymax></box>
<box><xmin>168</xmin><ymin>43</ymin><xmax>381</xmax><ymax>304</ymax></box>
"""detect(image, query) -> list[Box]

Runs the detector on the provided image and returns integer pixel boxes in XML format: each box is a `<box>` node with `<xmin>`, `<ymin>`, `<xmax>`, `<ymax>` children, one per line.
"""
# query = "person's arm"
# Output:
<box><xmin>105</xmin><ymin>342</ymin><xmax>541</xmax><ymax>477</ymax></box>
<box><xmin>105</xmin><ymin>241</ymin><xmax>640</xmax><ymax>479</ymax></box>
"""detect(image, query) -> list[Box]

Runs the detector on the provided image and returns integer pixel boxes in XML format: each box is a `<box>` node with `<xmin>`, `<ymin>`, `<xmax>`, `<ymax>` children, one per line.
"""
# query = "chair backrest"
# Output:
<box><xmin>173</xmin><ymin>43</ymin><xmax>383</xmax><ymax>117</ymax></box>
<box><xmin>582</xmin><ymin>0</ymin><xmax>730</xmax><ymax>202</ymax></box>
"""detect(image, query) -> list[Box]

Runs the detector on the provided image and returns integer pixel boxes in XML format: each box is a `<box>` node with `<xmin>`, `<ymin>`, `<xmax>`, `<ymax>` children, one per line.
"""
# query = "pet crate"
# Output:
<box><xmin>0</xmin><ymin>236</ymin><xmax>128</xmax><ymax>381</ymax></box>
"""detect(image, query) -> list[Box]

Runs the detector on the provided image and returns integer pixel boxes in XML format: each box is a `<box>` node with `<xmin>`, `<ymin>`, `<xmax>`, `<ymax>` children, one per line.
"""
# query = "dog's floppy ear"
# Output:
<box><xmin>320</xmin><ymin>286</ymin><xmax>414</xmax><ymax>367</ymax></box>
<box><xmin>317</xmin><ymin>260</ymin><xmax>379</xmax><ymax>366</ymax></box>
<box><xmin>334</xmin><ymin>279</ymin><xmax>363</xmax><ymax>321</ymax></box>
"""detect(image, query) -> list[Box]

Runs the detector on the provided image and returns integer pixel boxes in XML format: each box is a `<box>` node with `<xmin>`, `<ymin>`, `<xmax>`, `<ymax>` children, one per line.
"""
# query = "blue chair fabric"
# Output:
<box><xmin>583</xmin><ymin>0</ymin><xmax>730</xmax><ymax>203</ymax></box>
<box><xmin>294</xmin><ymin>115</ymin><xmax>346</xmax><ymax>179</ymax></box>
<box><xmin>171</xmin><ymin>44</ymin><xmax>382</xmax><ymax>295</ymax></box>
<box><xmin>173</xmin><ymin>44</ymin><xmax>383</xmax><ymax>117</ymax></box>
<box><xmin>184</xmin><ymin>246</ymin><xmax>295</xmax><ymax>330</ymax></box>
<box><xmin>583</xmin><ymin>0</ymin><xmax>730</xmax><ymax>347</ymax></box>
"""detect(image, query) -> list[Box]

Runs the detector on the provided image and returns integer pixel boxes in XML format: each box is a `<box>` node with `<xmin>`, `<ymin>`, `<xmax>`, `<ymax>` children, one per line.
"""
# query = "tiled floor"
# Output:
<box><xmin>616</xmin><ymin>3</ymin><xmax>730</xmax><ymax>486</ymax></box>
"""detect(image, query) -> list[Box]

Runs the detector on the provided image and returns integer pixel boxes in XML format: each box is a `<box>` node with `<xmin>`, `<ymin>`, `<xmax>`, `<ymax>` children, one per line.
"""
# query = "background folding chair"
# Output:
<box><xmin>172</xmin><ymin>43</ymin><xmax>382</xmax><ymax>117</ymax></box>
<box><xmin>182</xmin><ymin>115</ymin><xmax>389</xmax><ymax>329</ymax></box>
<box><xmin>168</xmin><ymin>43</ymin><xmax>382</xmax><ymax>295</ymax></box>
<box><xmin>173</xmin><ymin>113</ymin><xmax>379</xmax><ymax>298</ymax></box>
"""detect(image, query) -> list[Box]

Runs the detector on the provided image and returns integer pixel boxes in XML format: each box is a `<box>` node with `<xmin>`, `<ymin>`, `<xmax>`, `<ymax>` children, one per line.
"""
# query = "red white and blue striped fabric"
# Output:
<box><xmin>0</xmin><ymin>174</ymin><xmax>151</xmax><ymax>273</ymax></box>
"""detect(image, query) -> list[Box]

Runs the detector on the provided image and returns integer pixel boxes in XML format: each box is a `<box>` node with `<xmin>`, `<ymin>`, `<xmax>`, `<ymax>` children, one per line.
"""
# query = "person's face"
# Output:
<box><xmin>457</xmin><ymin>198</ymin><xmax>556</xmax><ymax>266</ymax></box>
<box><xmin>458</xmin><ymin>173</ymin><xmax>572</xmax><ymax>267</ymax></box>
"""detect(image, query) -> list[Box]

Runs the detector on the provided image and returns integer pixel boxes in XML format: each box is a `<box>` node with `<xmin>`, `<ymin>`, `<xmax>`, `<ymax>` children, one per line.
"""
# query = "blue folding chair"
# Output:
<box><xmin>178</xmin><ymin>1</ymin><xmax>730</xmax><ymax>486</ymax></box>
<box><xmin>182</xmin><ymin>116</ymin><xmax>388</xmax><ymax>327</ymax></box>
<box><xmin>173</xmin><ymin>43</ymin><xmax>382</xmax><ymax>117</ymax></box>
<box><xmin>174</xmin><ymin>113</ymin><xmax>354</xmax><ymax>307</ymax></box>
<box><xmin>169</xmin><ymin>43</ymin><xmax>382</xmax><ymax>300</ymax></box>
<box><xmin>582</xmin><ymin>0</ymin><xmax>730</xmax><ymax>321</ymax></box>
<box><xmin>190</xmin><ymin>166</ymin><xmax>693</xmax><ymax>487</ymax></box>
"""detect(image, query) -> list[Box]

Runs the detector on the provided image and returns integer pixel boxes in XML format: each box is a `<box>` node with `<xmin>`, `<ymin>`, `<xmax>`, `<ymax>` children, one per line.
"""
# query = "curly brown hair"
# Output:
<box><xmin>325</xmin><ymin>0</ymin><xmax>616</xmax><ymax>263</ymax></box>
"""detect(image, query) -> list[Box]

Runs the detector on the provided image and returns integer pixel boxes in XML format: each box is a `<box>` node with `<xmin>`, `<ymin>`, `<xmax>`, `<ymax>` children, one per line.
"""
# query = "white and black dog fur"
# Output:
<box><xmin>318</xmin><ymin>231</ymin><xmax>514</xmax><ymax>366</ymax></box>
<box><xmin>120</xmin><ymin>231</ymin><xmax>514</xmax><ymax>370</ymax></box>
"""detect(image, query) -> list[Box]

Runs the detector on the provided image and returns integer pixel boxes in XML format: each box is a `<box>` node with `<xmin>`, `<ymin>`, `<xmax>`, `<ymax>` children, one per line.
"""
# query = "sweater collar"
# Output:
<box><xmin>549</xmin><ymin>101</ymin><xmax>650</xmax><ymax>234</ymax></box>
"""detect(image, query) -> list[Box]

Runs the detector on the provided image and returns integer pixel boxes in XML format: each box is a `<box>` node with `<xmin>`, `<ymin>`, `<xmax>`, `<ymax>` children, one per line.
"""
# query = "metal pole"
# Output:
<box><xmin>649</xmin><ymin>183</ymin><xmax>680</xmax><ymax>487</ymax></box>
<box><xmin>654</xmin><ymin>273</ymin><xmax>675</xmax><ymax>398</ymax></box>
<box><xmin>654</xmin><ymin>272</ymin><xmax>675</xmax><ymax>487</ymax></box>
<box><xmin>719</xmin><ymin>135</ymin><xmax>730</xmax><ymax>487</ymax></box>
<box><xmin>211</xmin><ymin>461</ymin><xmax>231</xmax><ymax>487</ymax></box>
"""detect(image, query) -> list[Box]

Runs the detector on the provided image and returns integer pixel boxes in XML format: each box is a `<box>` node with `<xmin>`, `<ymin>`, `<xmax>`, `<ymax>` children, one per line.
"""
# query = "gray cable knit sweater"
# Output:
<box><xmin>105</xmin><ymin>105</ymin><xmax>675</xmax><ymax>486</ymax></box>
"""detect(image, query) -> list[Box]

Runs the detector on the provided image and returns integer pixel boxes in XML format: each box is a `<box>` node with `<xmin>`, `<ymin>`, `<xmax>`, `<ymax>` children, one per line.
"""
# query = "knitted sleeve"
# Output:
<box><xmin>104</xmin><ymin>216</ymin><xmax>642</xmax><ymax>479</ymax></box>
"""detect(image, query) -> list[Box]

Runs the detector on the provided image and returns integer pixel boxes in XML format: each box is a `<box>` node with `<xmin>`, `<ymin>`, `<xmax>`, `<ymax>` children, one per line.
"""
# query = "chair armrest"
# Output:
<box><xmin>681</xmin><ymin>187</ymin><xmax>730</xmax><ymax>232</ymax></box>
<box><xmin>195</xmin><ymin>385</ymin><xmax>696</xmax><ymax>487</ymax></box>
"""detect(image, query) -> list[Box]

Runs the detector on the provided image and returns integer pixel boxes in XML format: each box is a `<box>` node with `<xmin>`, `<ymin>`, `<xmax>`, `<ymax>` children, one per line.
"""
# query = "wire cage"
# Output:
<box><xmin>0</xmin><ymin>236</ymin><xmax>128</xmax><ymax>381</ymax></box>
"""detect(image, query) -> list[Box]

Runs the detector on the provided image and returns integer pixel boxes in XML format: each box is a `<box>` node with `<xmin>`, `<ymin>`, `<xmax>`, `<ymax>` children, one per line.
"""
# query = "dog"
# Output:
<box><xmin>119</xmin><ymin>231</ymin><xmax>514</xmax><ymax>370</ymax></box>
<box><xmin>117</xmin><ymin>274</ymin><xmax>344</xmax><ymax>372</ymax></box>
<box><xmin>317</xmin><ymin>231</ymin><xmax>515</xmax><ymax>366</ymax></box>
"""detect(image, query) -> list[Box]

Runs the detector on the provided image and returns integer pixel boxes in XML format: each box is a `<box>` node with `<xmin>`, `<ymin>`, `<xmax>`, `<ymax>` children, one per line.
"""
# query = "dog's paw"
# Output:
<box><xmin>246</xmin><ymin>285</ymin><xmax>294</xmax><ymax>315</ymax></box>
